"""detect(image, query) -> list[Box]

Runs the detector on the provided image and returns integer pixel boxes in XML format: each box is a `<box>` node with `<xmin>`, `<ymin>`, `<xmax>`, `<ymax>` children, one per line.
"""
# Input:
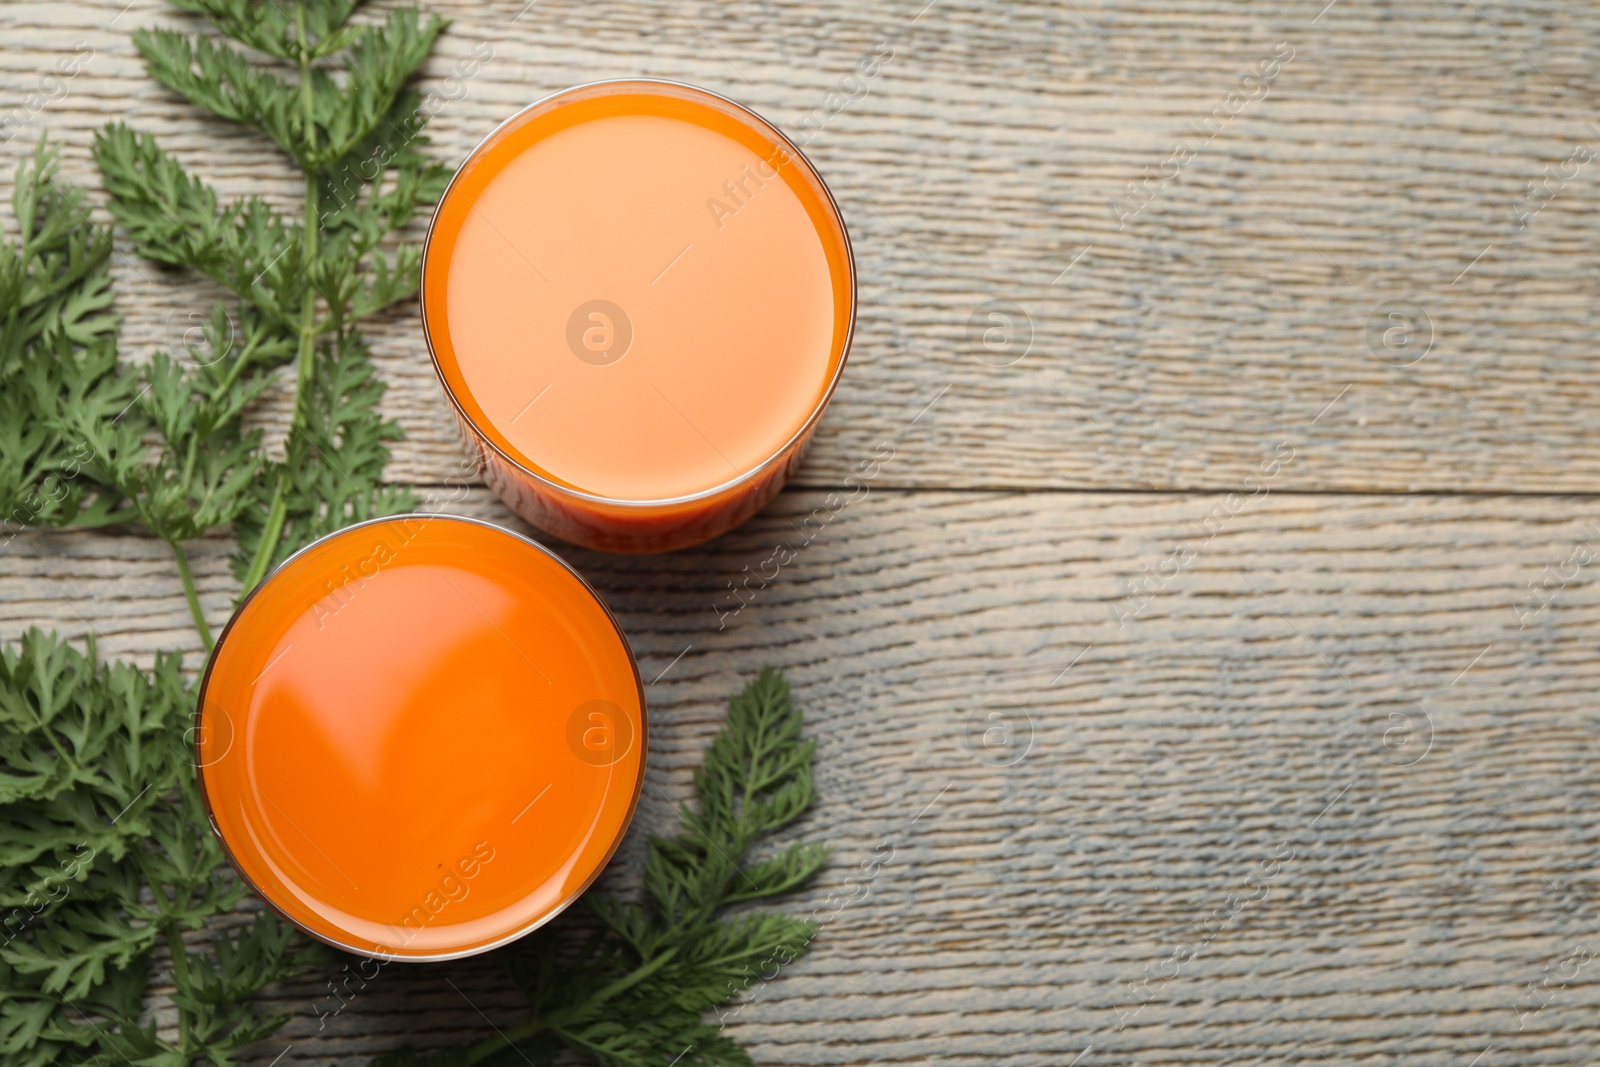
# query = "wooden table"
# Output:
<box><xmin>5</xmin><ymin>1</ymin><xmax>1600</xmax><ymax>1062</ymax></box>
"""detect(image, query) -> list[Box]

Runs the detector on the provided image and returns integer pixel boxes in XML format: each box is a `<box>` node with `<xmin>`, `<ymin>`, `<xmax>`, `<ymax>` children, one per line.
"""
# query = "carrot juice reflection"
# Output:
<box><xmin>423</xmin><ymin>80</ymin><xmax>855</xmax><ymax>552</ymax></box>
<box><xmin>195</xmin><ymin>515</ymin><xmax>645</xmax><ymax>960</ymax></box>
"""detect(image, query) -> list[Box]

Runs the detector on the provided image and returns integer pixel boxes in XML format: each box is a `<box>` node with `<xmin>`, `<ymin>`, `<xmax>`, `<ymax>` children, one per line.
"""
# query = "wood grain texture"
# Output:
<box><xmin>5</xmin><ymin>0</ymin><xmax>1600</xmax><ymax>1063</ymax></box>
<box><xmin>4</xmin><ymin>0</ymin><xmax>1600</xmax><ymax>492</ymax></box>
<box><xmin>6</xmin><ymin>489</ymin><xmax>1600</xmax><ymax>1064</ymax></box>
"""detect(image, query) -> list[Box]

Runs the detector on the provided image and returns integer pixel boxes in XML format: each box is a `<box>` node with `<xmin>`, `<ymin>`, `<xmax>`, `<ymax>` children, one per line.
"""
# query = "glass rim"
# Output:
<box><xmin>193</xmin><ymin>512</ymin><xmax>649</xmax><ymax>962</ymax></box>
<box><xmin>419</xmin><ymin>77</ymin><xmax>857</xmax><ymax>511</ymax></box>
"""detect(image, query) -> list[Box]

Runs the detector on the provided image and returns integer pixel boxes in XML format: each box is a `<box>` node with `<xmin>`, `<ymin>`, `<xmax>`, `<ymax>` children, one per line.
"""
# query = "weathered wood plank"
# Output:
<box><xmin>4</xmin><ymin>0</ymin><xmax>1599</xmax><ymax>492</ymax></box>
<box><xmin>7</xmin><ymin>0</ymin><xmax>1600</xmax><ymax>1063</ymax></box>
<box><xmin>5</xmin><ymin>490</ymin><xmax>1600</xmax><ymax>1063</ymax></box>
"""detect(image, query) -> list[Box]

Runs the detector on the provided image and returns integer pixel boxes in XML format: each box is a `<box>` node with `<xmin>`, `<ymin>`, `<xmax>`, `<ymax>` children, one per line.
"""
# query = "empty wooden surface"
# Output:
<box><xmin>4</xmin><ymin>0</ymin><xmax>1600</xmax><ymax>1064</ymax></box>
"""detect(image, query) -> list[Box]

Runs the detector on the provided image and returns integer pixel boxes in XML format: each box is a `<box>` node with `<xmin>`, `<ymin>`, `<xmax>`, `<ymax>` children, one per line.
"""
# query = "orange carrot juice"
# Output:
<box><xmin>422</xmin><ymin>80</ymin><xmax>855</xmax><ymax>553</ymax></box>
<box><xmin>196</xmin><ymin>515</ymin><xmax>645</xmax><ymax>960</ymax></box>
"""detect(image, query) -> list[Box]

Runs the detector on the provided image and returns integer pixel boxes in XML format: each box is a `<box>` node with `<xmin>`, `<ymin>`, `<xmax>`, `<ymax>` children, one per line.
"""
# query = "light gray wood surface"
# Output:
<box><xmin>9</xmin><ymin>490</ymin><xmax>1600</xmax><ymax>1064</ymax></box>
<box><xmin>4</xmin><ymin>0</ymin><xmax>1600</xmax><ymax>1064</ymax></box>
<box><xmin>7</xmin><ymin>0</ymin><xmax>1600</xmax><ymax>493</ymax></box>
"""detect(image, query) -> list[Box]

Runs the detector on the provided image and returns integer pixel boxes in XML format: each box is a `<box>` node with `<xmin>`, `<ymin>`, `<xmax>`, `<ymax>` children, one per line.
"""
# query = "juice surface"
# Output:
<box><xmin>197</xmin><ymin>517</ymin><xmax>645</xmax><ymax>959</ymax></box>
<box><xmin>424</xmin><ymin>85</ymin><xmax>852</xmax><ymax>502</ymax></box>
